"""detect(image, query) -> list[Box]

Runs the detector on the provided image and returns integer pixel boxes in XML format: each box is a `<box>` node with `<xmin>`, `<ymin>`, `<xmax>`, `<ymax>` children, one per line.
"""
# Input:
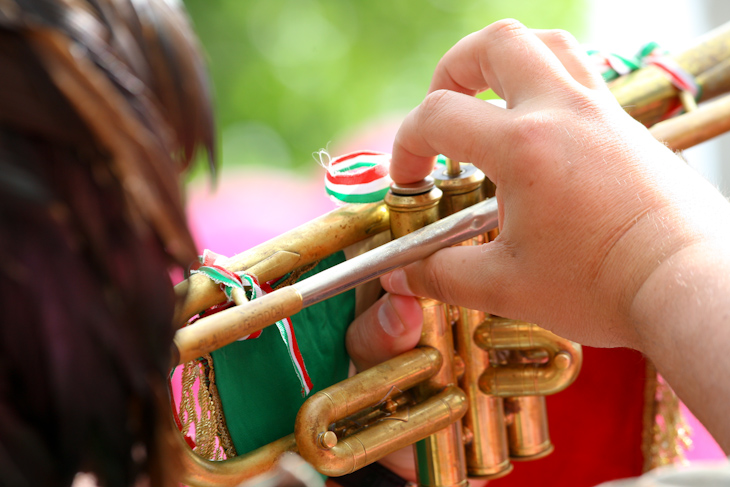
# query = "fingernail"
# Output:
<box><xmin>386</xmin><ymin>269</ymin><xmax>415</xmax><ymax>296</ymax></box>
<box><xmin>378</xmin><ymin>298</ymin><xmax>405</xmax><ymax>337</ymax></box>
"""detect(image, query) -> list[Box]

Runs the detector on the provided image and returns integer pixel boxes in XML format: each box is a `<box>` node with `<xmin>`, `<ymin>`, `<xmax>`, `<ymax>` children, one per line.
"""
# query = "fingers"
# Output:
<box><xmin>532</xmin><ymin>29</ymin><xmax>606</xmax><ymax>91</ymax></box>
<box><xmin>345</xmin><ymin>293</ymin><xmax>423</xmax><ymax>372</ymax></box>
<box><xmin>428</xmin><ymin>20</ymin><xmax>581</xmax><ymax>103</ymax></box>
<box><xmin>390</xmin><ymin>90</ymin><xmax>508</xmax><ymax>184</ymax></box>
<box><xmin>391</xmin><ymin>20</ymin><xmax>605</xmax><ymax>185</ymax></box>
<box><xmin>381</xmin><ymin>244</ymin><xmax>516</xmax><ymax>319</ymax></box>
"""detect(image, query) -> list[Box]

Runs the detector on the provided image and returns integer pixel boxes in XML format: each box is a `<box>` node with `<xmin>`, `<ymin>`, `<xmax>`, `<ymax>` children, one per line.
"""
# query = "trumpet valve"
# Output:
<box><xmin>504</xmin><ymin>396</ymin><xmax>554</xmax><ymax>461</ymax></box>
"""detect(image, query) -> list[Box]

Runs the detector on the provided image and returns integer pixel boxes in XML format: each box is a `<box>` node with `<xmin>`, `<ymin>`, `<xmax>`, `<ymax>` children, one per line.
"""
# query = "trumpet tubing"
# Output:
<box><xmin>296</xmin><ymin>348</ymin><xmax>471</xmax><ymax>477</ymax></box>
<box><xmin>174</xmin><ymin>22</ymin><xmax>730</xmax><ymax>487</ymax></box>
<box><xmin>386</xmin><ymin>179</ymin><xmax>469</xmax><ymax>487</ymax></box>
<box><xmin>455</xmin><ymin>305</ymin><xmax>512</xmax><ymax>479</ymax></box>
<box><xmin>173</xmin><ymin>201</ymin><xmax>390</xmax><ymax>326</ymax></box>
<box><xmin>474</xmin><ymin>318</ymin><xmax>583</xmax><ymax>397</ymax></box>
<box><xmin>435</xmin><ymin>159</ymin><xmax>513</xmax><ymax>480</ymax></box>
<box><xmin>610</xmin><ymin>22</ymin><xmax>730</xmax><ymax>125</ymax></box>
<box><xmin>504</xmin><ymin>396</ymin><xmax>553</xmax><ymax>460</ymax></box>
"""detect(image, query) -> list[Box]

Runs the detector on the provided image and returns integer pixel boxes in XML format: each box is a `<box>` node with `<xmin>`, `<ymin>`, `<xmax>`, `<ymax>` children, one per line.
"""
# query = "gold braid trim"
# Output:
<box><xmin>641</xmin><ymin>359</ymin><xmax>692</xmax><ymax>471</ymax></box>
<box><xmin>178</xmin><ymin>353</ymin><xmax>237</xmax><ymax>460</ymax></box>
<box><xmin>206</xmin><ymin>354</ymin><xmax>238</xmax><ymax>458</ymax></box>
<box><xmin>177</xmin><ymin>261</ymin><xmax>322</xmax><ymax>462</ymax></box>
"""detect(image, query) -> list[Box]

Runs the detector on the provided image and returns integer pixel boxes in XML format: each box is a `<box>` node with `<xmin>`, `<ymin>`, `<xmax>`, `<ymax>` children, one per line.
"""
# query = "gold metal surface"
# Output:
<box><xmin>295</xmin><ymin>348</ymin><xmax>471</xmax><ymax>477</ymax></box>
<box><xmin>505</xmin><ymin>397</ymin><xmax>554</xmax><ymax>461</ymax></box>
<box><xmin>386</xmin><ymin>181</ymin><xmax>468</xmax><ymax>487</ymax></box>
<box><xmin>179</xmin><ymin>432</ymin><xmax>298</xmax><ymax>487</ymax></box>
<box><xmin>173</xmin><ymin>286</ymin><xmax>304</xmax><ymax>366</ymax></box>
<box><xmin>445</xmin><ymin>157</ymin><xmax>462</xmax><ymax>177</ymax></box>
<box><xmin>433</xmin><ymin>163</ymin><xmax>484</xmax><ymax>219</ymax></box>
<box><xmin>384</xmin><ymin>182</ymin><xmax>442</xmax><ymax>239</ymax></box>
<box><xmin>474</xmin><ymin>317</ymin><xmax>582</xmax><ymax>397</ymax></box>
<box><xmin>173</xmin><ymin>202</ymin><xmax>389</xmax><ymax>326</ymax></box>
<box><xmin>434</xmin><ymin>162</ymin><xmax>512</xmax><ymax>480</ymax></box>
<box><xmin>610</xmin><ymin>22</ymin><xmax>730</xmax><ymax>126</ymax></box>
<box><xmin>679</xmin><ymin>90</ymin><xmax>699</xmax><ymax>113</ymax></box>
<box><xmin>412</xmin><ymin>299</ymin><xmax>468</xmax><ymax>487</ymax></box>
<box><xmin>650</xmin><ymin>93</ymin><xmax>730</xmax><ymax>151</ymax></box>
<box><xmin>456</xmin><ymin>307</ymin><xmax>512</xmax><ymax>479</ymax></box>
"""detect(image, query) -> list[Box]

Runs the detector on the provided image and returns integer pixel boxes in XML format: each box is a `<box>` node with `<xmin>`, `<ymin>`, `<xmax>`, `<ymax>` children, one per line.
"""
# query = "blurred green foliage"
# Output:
<box><xmin>183</xmin><ymin>0</ymin><xmax>585</xmax><ymax>176</ymax></box>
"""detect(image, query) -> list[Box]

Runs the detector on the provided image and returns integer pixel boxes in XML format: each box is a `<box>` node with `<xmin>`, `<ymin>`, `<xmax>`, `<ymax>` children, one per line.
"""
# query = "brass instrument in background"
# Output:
<box><xmin>172</xmin><ymin>22</ymin><xmax>730</xmax><ymax>487</ymax></box>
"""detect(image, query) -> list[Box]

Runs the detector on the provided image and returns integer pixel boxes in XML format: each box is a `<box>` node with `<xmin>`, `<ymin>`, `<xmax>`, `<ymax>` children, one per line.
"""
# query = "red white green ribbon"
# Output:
<box><xmin>190</xmin><ymin>250</ymin><xmax>313</xmax><ymax>396</ymax></box>
<box><xmin>321</xmin><ymin>151</ymin><xmax>392</xmax><ymax>204</ymax></box>
<box><xmin>587</xmin><ymin>42</ymin><xmax>701</xmax><ymax>114</ymax></box>
<box><xmin>588</xmin><ymin>49</ymin><xmax>642</xmax><ymax>81</ymax></box>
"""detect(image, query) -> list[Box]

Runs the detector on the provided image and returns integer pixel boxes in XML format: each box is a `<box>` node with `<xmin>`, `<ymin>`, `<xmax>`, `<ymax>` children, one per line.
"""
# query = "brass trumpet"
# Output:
<box><xmin>172</xmin><ymin>22</ymin><xmax>730</xmax><ymax>487</ymax></box>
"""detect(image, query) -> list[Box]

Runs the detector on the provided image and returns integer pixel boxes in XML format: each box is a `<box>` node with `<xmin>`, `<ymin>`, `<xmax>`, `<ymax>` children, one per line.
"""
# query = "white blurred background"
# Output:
<box><xmin>585</xmin><ymin>0</ymin><xmax>730</xmax><ymax>195</ymax></box>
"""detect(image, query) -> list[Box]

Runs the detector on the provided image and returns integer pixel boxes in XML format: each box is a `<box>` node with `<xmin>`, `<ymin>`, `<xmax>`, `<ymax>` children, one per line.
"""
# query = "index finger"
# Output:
<box><xmin>390</xmin><ymin>20</ymin><xmax>581</xmax><ymax>184</ymax></box>
<box><xmin>428</xmin><ymin>19</ymin><xmax>578</xmax><ymax>104</ymax></box>
<box><xmin>390</xmin><ymin>91</ymin><xmax>508</xmax><ymax>184</ymax></box>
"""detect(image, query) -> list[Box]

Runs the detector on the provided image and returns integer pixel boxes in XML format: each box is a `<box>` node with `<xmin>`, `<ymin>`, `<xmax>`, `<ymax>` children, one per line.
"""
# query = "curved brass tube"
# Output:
<box><xmin>294</xmin><ymin>348</ymin><xmax>469</xmax><ymax>477</ymax></box>
<box><xmin>610</xmin><ymin>21</ymin><xmax>730</xmax><ymax>126</ymax></box>
<box><xmin>298</xmin><ymin>385</ymin><xmax>467</xmax><ymax>477</ymax></box>
<box><xmin>474</xmin><ymin>318</ymin><xmax>582</xmax><ymax>397</ymax></box>
<box><xmin>179</xmin><ymin>432</ymin><xmax>298</xmax><ymax>487</ymax></box>
<box><xmin>173</xmin><ymin>201</ymin><xmax>389</xmax><ymax>325</ymax></box>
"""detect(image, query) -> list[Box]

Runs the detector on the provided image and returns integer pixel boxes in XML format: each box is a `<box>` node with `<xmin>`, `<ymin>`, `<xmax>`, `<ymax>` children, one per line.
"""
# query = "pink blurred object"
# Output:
<box><xmin>186</xmin><ymin>167</ymin><xmax>337</xmax><ymax>255</ymax></box>
<box><xmin>681</xmin><ymin>403</ymin><xmax>726</xmax><ymax>461</ymax></box>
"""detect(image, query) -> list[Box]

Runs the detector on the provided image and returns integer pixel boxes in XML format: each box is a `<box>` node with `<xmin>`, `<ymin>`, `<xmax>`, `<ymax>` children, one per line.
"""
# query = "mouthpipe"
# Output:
<box><xmin>294</xmin><ymin>196</ymin><xmax>499</xmax><ymax>307</ymax></box>
<box><xmin>172</xmin><ymin>196</ymin><xmax>499</xmax><ymax>366</ymax></box>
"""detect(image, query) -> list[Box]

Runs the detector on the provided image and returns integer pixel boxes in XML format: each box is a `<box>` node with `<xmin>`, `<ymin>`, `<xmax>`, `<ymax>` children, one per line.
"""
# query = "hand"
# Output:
<box><xmin>382</xmin><ymin>19</ymin><xmax>730</xmax><ymax>351</ymax></box>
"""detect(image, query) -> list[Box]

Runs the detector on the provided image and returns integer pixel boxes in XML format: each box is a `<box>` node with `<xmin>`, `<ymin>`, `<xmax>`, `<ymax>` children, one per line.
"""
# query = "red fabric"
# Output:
<box><xmin>489</xmin><ymin>347</ymin><xmax>647</xmax><ymax>487</ymax></box>
<box><xmin>325</xmin><ymin>151</ymin><xmax>389</xmax><ymax>184</ymax></box>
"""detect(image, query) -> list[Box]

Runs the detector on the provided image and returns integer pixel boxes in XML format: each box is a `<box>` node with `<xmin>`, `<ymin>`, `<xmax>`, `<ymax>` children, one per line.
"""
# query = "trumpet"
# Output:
<box><xmin>172</xmin><ymin>22</ymin><xmax>730</xmax><ymax>487</ymax></box>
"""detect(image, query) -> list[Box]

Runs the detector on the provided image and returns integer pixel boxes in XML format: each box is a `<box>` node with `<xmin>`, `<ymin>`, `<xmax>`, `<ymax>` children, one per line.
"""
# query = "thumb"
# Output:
<box><xmin>380</xmin><ymin>244</ymin><xmax>514</xmax><ymax>317</ymax></box>
<box><xmin>345</xmin><ymin>293</ymin><xmax>423</xmax><ymax>372</ymax></box>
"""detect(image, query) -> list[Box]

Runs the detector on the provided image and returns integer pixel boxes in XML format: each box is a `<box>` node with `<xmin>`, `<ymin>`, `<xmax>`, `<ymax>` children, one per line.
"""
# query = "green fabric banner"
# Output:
<box><xmin>211</xmin><ymin>251</ymin><xmax>355</xmax><ymax>454</ymax></box>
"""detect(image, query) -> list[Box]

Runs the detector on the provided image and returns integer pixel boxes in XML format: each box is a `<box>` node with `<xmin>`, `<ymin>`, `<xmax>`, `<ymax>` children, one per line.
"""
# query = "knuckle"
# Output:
<box><xmin>542</xmin><ymin>29</ymin><xmax>578</xmax><ymax>50</ymax></box>
<box><xmin>421</xmin><ymin>89</ymin><xmax>453</xmax><ymax>116</ymax></box>
<box><xmin>421</xmin><ymin>254</ymin><xmax>455</xmax><ymax>304</ymax></box>
<box><xmin>483</xmin><ymin>19</ymin><xmax>527</xmax><ymax>42</ymax></box>
<box><xmin>508</xmin><ymin>111</ymin><xmax>557</xmax><ymax>150</ymax></box>
<box><xmin>417</xmin><ymin>89</ymin><xmax>455</xmax><ymax>136</ymax></box>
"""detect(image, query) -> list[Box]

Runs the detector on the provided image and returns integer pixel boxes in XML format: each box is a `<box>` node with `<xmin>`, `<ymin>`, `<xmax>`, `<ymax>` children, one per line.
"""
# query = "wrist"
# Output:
<box><xmin>592</xmin><ymin>147</ymin><xmax>730</xmax><ymax>350</ymax></box>
<box><xmin>629</xmin><ymin>239</ymin><xmax>730</xmax><ymax>355</ymax></box>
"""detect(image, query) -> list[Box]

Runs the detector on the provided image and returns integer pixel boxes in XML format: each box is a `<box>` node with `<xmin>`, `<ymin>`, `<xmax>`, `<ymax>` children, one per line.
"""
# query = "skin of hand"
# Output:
<box><xmin>381</xmin><ymin>19</ymin><xmax>730</xmax><ymax>350</ymax></box>
<box><xmin>380</xmin><ymin>19</ymin><xmax>730</xmax><ymax>452</ymax></box>
<box><xmin>340</xmin><ymin>19</ymin><xmax>730</xmax><ymax>485</ymax></box>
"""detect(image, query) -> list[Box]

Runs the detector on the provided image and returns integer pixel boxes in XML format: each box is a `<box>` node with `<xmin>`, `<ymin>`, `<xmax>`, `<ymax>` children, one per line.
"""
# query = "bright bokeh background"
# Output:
<box><xmin>182</xmin><ymin>0</ymin><xmax>583</xmax><ymax>176</ymax></box>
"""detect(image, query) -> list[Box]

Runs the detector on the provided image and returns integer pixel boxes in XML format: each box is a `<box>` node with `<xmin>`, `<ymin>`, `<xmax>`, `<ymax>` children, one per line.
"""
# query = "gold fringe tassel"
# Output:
<box><xmin>642</xmin><ymin>359</ymin><xmax>692</xmax><ymax>471</ymax></box>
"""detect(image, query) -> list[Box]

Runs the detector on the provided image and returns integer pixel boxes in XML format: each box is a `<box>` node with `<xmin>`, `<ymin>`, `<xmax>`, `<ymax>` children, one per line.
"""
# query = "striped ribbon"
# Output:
<box><xmin>190</xmin><ymin>250</ymin><xmax>313</xmax><ymax>396</ymax></box>
<box><xmin>321</xmin><ymin>151</ymin><xmax>392</xmax><ymax>204</ymax></box>
<box><xmin>588</xmin><ymin>42</ymin><xmax>701</xmax><ymax>114</ymax></box>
